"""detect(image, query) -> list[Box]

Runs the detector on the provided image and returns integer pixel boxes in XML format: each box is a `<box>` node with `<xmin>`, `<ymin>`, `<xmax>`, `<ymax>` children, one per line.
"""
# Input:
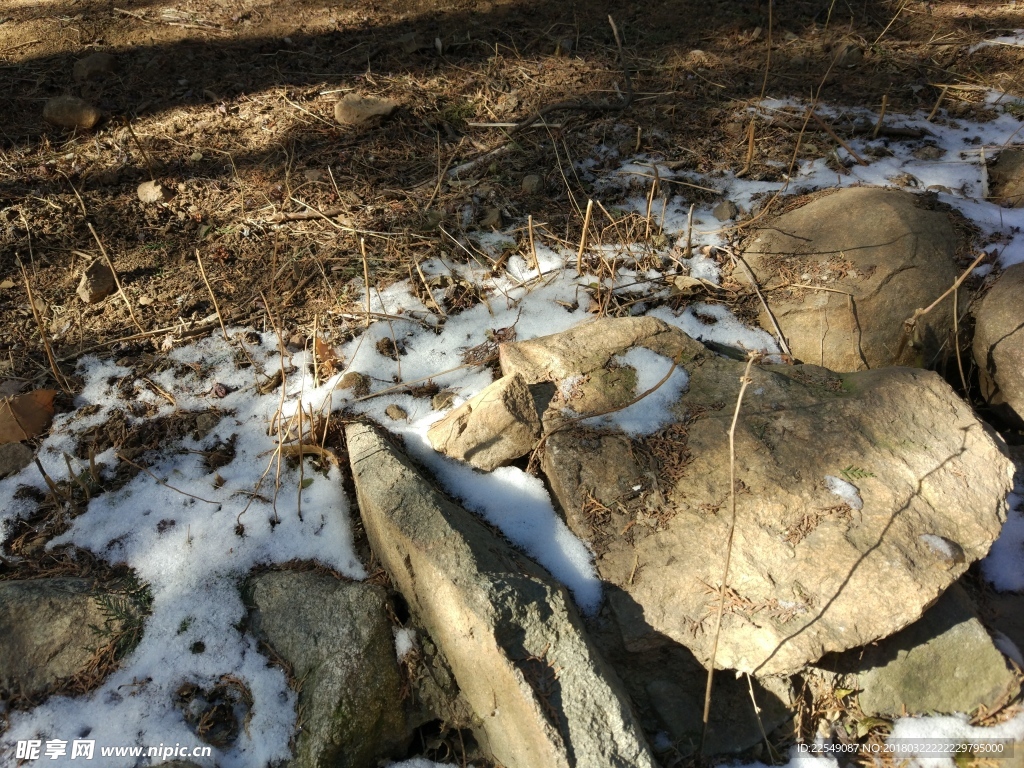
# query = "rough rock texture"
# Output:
<box><xmin>0</xmin><ymin>441</ymin><xmax>33</xmax><ymax>477</ymax></box>
<box><xmin>521</xmin><ymin>319</ymin><xmax>1013</xmax><ymax>676</ymax></box>
<box><xmin>742</xmin><ymin>187</ymin><xmax>961</xmax><ymax>371</ymax></box>
<box><xmin>76</xmin><ymin>259</ymin><xmax>116</xmax><ymax>303</ymax></box>
<box><xmin>334</xmin><ymin>94</ymin><xmax>399</xmax><ymax>125</ymax></box>
<box><xmin>346</xmin><ymin>422</ymin><xmax>657</xmax><ymax>768</ymax></box>
<box><xmin>828</xmin><ymin>586</ymin><xmax>1019</xmax><ymax>716</ymax></box>
<box><xmin>246</xmin><ymin>570</ymin><xmax>408</xmax><ymax>768</ymax></box>
<box><xmin>43</xmin><ymin>96</ymin><xmax>102</xmax><ymax>130</ymax></box>
<box><xmin>137</xmin><ymin>180</ymin><xmax>175</xmax><ymax>204</ymax></box>
<box><xmin>0</xmin><ymin>578</ymin><xmax>126</xmax><ymax>698</ymax></box>
<box><xmin>989</xmin><ymin>148</ymin><xmax>1024</xmax><ymax>208</ymax></box>
<box><xmin>427</xmin><ymin>373</ymin><xmax>541</xmax><ymax>470</ymax></box>
<box><xmin>973</xmin><ymin>263</ymin><xmax>1024</xmax><ymax>427</ymax></box>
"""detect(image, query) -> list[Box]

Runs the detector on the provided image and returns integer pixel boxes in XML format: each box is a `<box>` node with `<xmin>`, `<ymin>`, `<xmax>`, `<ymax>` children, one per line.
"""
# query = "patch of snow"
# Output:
<box><xmin>982</xmin><ymin>493</ymin><xmax>1024</xmax><ymax>592</ymax></box>
<box><xmin>393</xmin><ymin>628</ymin><xmax>417</xmax><ymax>661</ymax></box>
<box><xmin>824</xmin><ymin>475</ymin><xmax>863</xmax><ymax>511</ymax></box>
<box><xmin>585</xmin><ymin>347</ymin><xmax>689</xmax><ymax>437</ymax></box>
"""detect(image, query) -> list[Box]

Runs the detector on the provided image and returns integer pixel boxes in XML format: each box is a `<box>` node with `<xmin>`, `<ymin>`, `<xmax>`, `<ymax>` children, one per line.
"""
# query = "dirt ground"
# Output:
<box><xmin>1</xmin><ymin>0</ymin><xmax>1022</xmax><ymax>381</ymax></box>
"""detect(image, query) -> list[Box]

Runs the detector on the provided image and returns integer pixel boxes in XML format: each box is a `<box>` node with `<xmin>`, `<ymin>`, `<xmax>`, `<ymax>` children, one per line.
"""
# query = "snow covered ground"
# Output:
<box><xmin>2</xmin><ymin>92</ymin><xmax>1024</xmax><ymax>766</ymax></box>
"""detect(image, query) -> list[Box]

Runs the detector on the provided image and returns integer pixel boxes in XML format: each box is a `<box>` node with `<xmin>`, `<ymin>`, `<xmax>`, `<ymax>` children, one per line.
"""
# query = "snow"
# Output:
<box><xmin>823</xmin><ymin>475</ymin><xmax>864</xmax><ymax>511</ymax></box>
<box><xmin>393</xmin><ymin>628</ymin><xmax>417</xmax><ymax>661</ymax></box>
<box><xmin>4</xmin><ymin>88</ymin><xmax>1024</xmax><ymax>765</ymax></box>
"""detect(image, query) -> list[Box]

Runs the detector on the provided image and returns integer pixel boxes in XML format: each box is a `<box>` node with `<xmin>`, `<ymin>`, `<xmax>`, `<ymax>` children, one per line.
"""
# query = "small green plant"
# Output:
<box><xmin>840</xmin><ymin>465</ymin><xmax>875</xmax><ymax>482</ymax></box>
<box><xmin>92</xmin><ymin>573</ymin><xmax>154</xmax><ymax>659</ymax></box>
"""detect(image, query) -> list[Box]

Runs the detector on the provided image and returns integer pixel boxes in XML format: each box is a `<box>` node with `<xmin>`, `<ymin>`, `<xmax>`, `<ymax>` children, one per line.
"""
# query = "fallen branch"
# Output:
<box><xmin>267</xmin><ymin>206</ymin><xmax>352</xmax><ymax>224</ymax></box>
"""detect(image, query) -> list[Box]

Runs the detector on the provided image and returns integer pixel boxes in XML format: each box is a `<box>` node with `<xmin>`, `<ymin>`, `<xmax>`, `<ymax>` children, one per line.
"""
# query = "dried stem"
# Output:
<box><xmin>195</xmin><ymin>249</ymin><xmax>230</xmax><ymax>342</ymax></box>
<box><xmin>18</xmin><ymin>257</ymin><xmax>71</xmax><ymax>393</ymax></box>
<box><xmin>576</xmin><ymin>199</ymin><xmax>594</xmax><ymax>273</ymax></box>
<box><xmin>701</xmin><ymin>354</ymin><xmax>757</xmax><ymax>754</ymax></box>
<box><xmin>87</xmin><ymin>222</ymin><xmax>145</xmax><ymax>334</ymax></box>
<box><xmin>360</xmin><ymin>237</ymin><xmax>372</xmax><ymax>328</ymax></box>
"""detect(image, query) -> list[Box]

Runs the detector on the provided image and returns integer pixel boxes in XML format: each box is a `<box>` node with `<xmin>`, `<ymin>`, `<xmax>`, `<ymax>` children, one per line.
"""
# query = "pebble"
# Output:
<box><xmin>0</xmin><ymin>443</ymin><xmax>34</xmax><ymax>478</ymax></box>
<box><xmin>480</xmin><ymin>207</ymin><xmax>502</xmax><ymax>229</ymax></box>
<box><xmin>432</xmin><ymin>390</ymin><xmax>456</xmax><ymax>410</ymax></box>
<box><xmin>334</xmin><ymin>94</ymin><xmax>399</xmax><ymax>126</ymax></box>
<box><xmin>521</xmin><ymin>174</ymin><xmax>543</xmax><ymax>195</ymax></box>
<box><xmin>833</xmin><ymin>42</ymin><xmax>863</xmax><ymax>68</ymax></box>
<box><xmin>713</xmin><ymin>200</ymin><xmax>739</xmax><ymax>221</ymax></box>
<box><xmin>137</xmin><ymin>180</ymin><xmax>175</xmax><ymax>204</ymax></box>
<box><xmin>337</xmin><ymin>371</ymin><xmax>370</xmax><ymax>398</ymax></box>
<box><xmin>385</xmin><ymin>404</ymin><xmax>408</xmax><ymax>421</ymax></box>
<box><xmin>43</xmin><ymin>96</ymin><xmax>102</xmax><ymax>130</ymax></box>
<box><xmin>73</xmin><ymin>52</ymin><xmax>117</xmax><ymax>82</ymax></box>
<box><xmin>76</xmin><ymin>259</ymin><xmax>116</xmax><ymax>304</ymax></box>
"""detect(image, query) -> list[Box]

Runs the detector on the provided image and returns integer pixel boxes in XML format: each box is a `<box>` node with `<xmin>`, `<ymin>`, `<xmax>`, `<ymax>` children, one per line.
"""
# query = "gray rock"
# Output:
<box><xmin>385</xmin><ymin>404</ymin><xmax>408</xmax><ymax>421</ymax></box>
<box><xmin>713</xmin><ymin>200</ymin><xmax>739</xmax><ymax>221</ymax></box>
<box><xmin>988</xmin><ymin>148</ymin><xmax>1024</xmax><ymax>208</ymax></box>
<box><xmin>522</xmin><ymin>174</ymin><xmax>543</xmax><ymax>195</ymax></box>
<box><xmin>0</xmin><ymin>442</ymin><xmax>33</xmax><ymax>477</ymax></box>
<box><xmin>137</xmin><ymin>180</ymin><xmax>175</xmax><ymax>204</ymax></box>
<box><xmin>43</xmin><ymin>96</ymin><xmax>102</xmax><ymax>130</ymax></box>
<box><xmin>510</xmin><ymin>318</ymin><xmax>1014</xmax><ymax>676</ymax></box>
<box><xmin>742</xmin><ymin>187</ymin><xmax>961</xmax><ymax>371</ymax></box>
<box><xmin>73</xmin><ymin>52</ymin><xmax>118</xmax><ymax>82</ymax></box>
<box><xmin>828</xmin><ymin>586</ymin><xmax>1019</xmax><ymax>716</ymax></box>
<box><xmin>76</xmin><ymin>259</ymin><xmax>116</xmax><ymax>304</ymax></box>
<box><xmin>246</xmin><ymin>570</ymin><xmax>409</xmax><ymax>768</ymax></box>
<box><xmin>346</xmin><ymin>422</ymin><xmax>657</xmax><ymax>768</ymax></box>
<box><xmin>0</xmin><ymin>578</ymin><xmax>127</xmax><ymax>698</ymax></box>
<box><xmin>427</xmin><ymin>373</ymin><xmax>541</xmax><ymax>471</ymax></box>
<box><xmin>337</xmin><ymin>371</ymin><xmax>370</xmax><ymax>398</ymax></box>
<box><xmin>973</xmin><ymin>263</ymin><xmax>1024</xmax><ymax>427</ymax></box>
<box><xmin>334</xmin><ymin>94</ymin><xmax>399</xmax><ymax>126</ymax></box>
<box><xmin>480</xmin><ymin>206</ymin><xmax>502</xmax><ymax>229</ymax></box>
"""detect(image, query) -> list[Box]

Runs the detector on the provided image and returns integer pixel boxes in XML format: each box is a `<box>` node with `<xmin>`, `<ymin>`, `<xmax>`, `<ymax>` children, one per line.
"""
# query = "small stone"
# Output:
<box><xmin>0</xmin><ymin>442</ymin><xmax>33</xmax><ymax>478</ymax></box>
<box><xmin>337</xmin><ymin>371</ymin><xmax>370</xmax><ymax>398</ymax></box>
<box><xmin>480</xmin><ymin>207</ymin><xmax>502</xmax><ymax>229</ymax></box>
<box><xmin>521</xmin><ymin>174</ymin><xmax>543</xmax><ymax>195</ymax></box>
<box><xmin>713</xmin><ymin>200</ymin><xmax>739</xmax><ymax>221</ymax></box>
<box><xmin>137</xmin><ymin>180</ymin><xmax>175</xmax><ymax>204</ymax></box>
<box><xmin>76</xmin><ymin>259</ymin><xmax>116</xmax><ymax>304</ymax></box>
<box><xmin>432</xmin><ymin>390</ymin><xmax>456</xmax><ymax>411</ymax></box>
<box><xmin>913</xmin><ymin>145</ymin><xmax>946</xmax><ymax>160</ymax></box>
<box><xmin>927</xmin><ymin>184</ymin><xmax>953</xmax><ymax>194</ymax></box>
<box><xmin>385</xmin><ymin>404</ymin><xmax>407</xmax><ymax>421</ymax></box>
<box><xmin>303</xmin><ymin>169</ymin><xmax>323</xmax><ymax>182</ymax></box>
<box><xmin>72</xmin><ymin>52</ymin><xmax>117</xmax><ymax>82</ymax></box>
<box><xmin>334</xmin><ymin>94</ymin><xmax>399</xmax><ymax>126</ymax></box>
<box><xmin>93</xmin><ymin>169</ymin><xmax>120</xmax><ymax>186</ymax></box>
<box><xmin>43</xmin><ymin>96</ymin><xmax>102</xmax><ymax>130</ymax></box>
<box><xmin>833</xmin><ymin>42</ymin><xmax>863</xmax><ymax>68</ymax></box>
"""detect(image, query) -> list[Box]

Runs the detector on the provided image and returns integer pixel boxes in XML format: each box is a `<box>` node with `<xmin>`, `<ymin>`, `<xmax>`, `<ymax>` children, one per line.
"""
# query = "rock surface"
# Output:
<box><xmin>988</xmin><ymin>148</ymin><xmax>1024</xmax><ymax>208</ymax></box>
<box><xmin>828</xmin><ymin>585</ymin><xmax>1019</xmax><ymax>716</ymax></box>
<box><xmin>43</xmin><ymin>96</ymin><xmax>102</xmax><ymax>130</ymax></box>
<box><xmin>427</xmin><ymin>373</ymin><xmax>541</xmax><ymax>470</ymax></box>
<box><xmin>0</xmin><ymin>441</ymin><xmax>33</xmax><ymax>477</ymax></box>
<box><xmin>246</xmin><ymin>569</ymin><xmax>409</xmax><ymax>768</ymax></box>
<box><xmin>713</xmin><ymin>199</ymin><xmax>739</xmax><ymax>221</ymax></box>
<box><xmin>512</xmin><ymin>318</ymin><xmax>1014</xmax><ymax>676</ymax></box>
<box><xmin>76</xmin><ymin>259</ymin><xmax>116</xmax><ymax>303</ymax></box>
<box><xmin>0</xmin><ymin>578</ymin><xmax>127</xmax><ymax>698</ymax></box>
<box><xmin>334</xmin><ymin>94</ymin><xmax>399</xmax><ymax>126</ymax></box>
<box><xmin>346</xmin><ymin>422</ymin><xmax>657</xmax><ymax>768</ymax></box>
<box><xmin>741</xmin><ymin>187</ymin><xmax>960</xmax><ymax>371</ymax></box>
<box><xmin>137</xmin><ymin>180</ymin><xmax>175</xmax><ymax>204</ymax></box>
<box><xmin>973</xmin><ymin>263</ymin><xmax>1024</xmax><ymax>427</ymax></box>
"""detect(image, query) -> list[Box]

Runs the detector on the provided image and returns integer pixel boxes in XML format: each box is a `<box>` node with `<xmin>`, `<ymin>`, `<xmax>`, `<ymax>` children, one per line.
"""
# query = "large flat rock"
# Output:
<box><xmin>346</xmin><ymin>422</ymin><xmax>656</xmax><ymax>768</ymax></box>
<box><xmin>973</xmin><ymin>263</ymin><xmax>1024</xmax><ymax>428</ymax></box>
<box><xmin>521</xmin><ymin>319</ymin><xmax>1014</xmax><ymax>676</ymax></box>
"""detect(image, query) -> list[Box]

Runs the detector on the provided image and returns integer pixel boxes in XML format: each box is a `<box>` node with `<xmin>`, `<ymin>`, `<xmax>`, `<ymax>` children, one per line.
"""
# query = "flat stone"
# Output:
<box><xmin>347</xmin><ymin>423</ymin><xmax>657</xmax><ymax>768</ymax></box>
<box><xmin>973</xmin><ymin>263</ymin><xmax>1024</xmax><ymax>427</ymax></box>
<box><xmin>73</xmin><ymin>52</ymin><xmax>118</xmax><ymax>82</ymax></box>
<box><xmin>427</xmin><ymin>373</ymin><xmax>541</xmax><ymax>471</ymax></box>
<box><xmin>524</xmin><ymin>318</ymin><xmax>1014</xmax><ymax>676</ymax></box>
<box><xmin>246</xmin><ymin>570</ymin><xmax>409</xmax><ymax>768</ymax></box>
<box><xmin>43</xmin><ymin>96</ymin><xmax>101</xmax><ymax>130</ymax></box>
<box><xmin>0</xmin><ymin>578</ymin><xmax>129</xmax><ymax>698</ymax></box>
<box><xmin>76</xmin><ymin>259</ymin><xmax>116</xmax><ymax>304</ymax></box>
<box><xmin>828</xmin><ymin>585</ymin><xmax>1019</xmax><ymax>716</ymax></box>
<box><xmin>0</xmin><ymin>441</ymin><xmax>33</xmax><ymax>478</ymax></box>
<box><xmin>334</xmin><ymin>94</ymin><xmax>399</xmax><ymax>126</ymax></box>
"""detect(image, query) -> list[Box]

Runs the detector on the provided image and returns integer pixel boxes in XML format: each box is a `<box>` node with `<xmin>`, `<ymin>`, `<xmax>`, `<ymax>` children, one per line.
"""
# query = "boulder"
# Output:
<box><xmin>246</xmin><ymin>570</ymin><xmax>409</xmax><ymax>768</ymax></box>
<box><xmin>43</xmin><ymin>96</ymin><xmax>102</xmax><ymax>130</ymax></box>
<box><xmin>514</xmin><ymin>318</ymin><xmax>1014</xmax><ymax>676</ymax></box>
<box><xmin>426</xmin><ymin>373</ymin><xmax>541</xmax><ymax>470</ymax></box>
<box><xmin>0</xmin><ymin>578</ymin><xmax>128</xmax><ymax>699</ymax></box>
<box><xmin>973</xmin><ymin>263</ymin><xmax>1024</xmax><ymax>427</ymax></box>
<box><xmin>988</xmin><ymin>148</ymin><xmax>1024</xmax><ymax>208</ymax></box>
<box><xmin>741</xmin><ymin>187</ymin><xmax>961</xmax><ymax>371</ymax></box>
<box><xmin>76</xmin><ymin>259</ymin><xmax>116</xmax><ymax>304</ymax></box>
<box><xmin>826</xmin><ymin>585</ymin><xmax>1019</xmax><ymax>716</ymax></box>
<box><xmin>346</xmin><ymin>422</ymin><xmax>657</xmax><ymax>768</ymax></box>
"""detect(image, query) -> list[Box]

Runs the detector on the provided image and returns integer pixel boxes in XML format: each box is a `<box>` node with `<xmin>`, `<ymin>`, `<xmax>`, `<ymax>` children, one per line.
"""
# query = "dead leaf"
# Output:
<box><xmin>0</xmin><ymin>279</ymin><xmax>15</xmax><ymax>290</ymax></box>
<box><xmin>278</xmin><ymin>443</ymin><xmax>339</xmax><ymax>466</ymax></box>
<box><xmin>313</xmin><ymin>335</ymin><xmax>341</xmax><ymax>376</ymax></box>
<box><xmin>0</xmin><ymin>390</ymin><xmax>56</xmax><ymax>444</ymax></box>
